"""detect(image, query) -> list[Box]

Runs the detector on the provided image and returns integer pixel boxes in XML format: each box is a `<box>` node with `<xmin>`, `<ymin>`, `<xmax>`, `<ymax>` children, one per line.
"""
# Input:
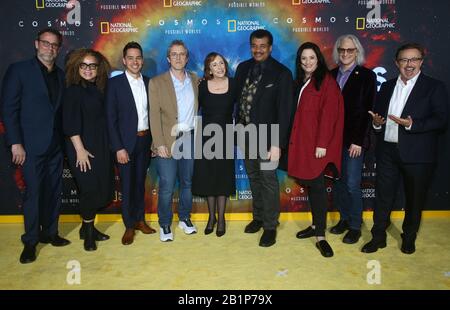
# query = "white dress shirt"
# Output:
<box><xmin>383</xmin><ymin>72</ymin><xmax>420</xmax><ymax>142</ymax></box>
<box><xmin>170</xmin><ymin>70</ymin><xmax>195</xmax><ymax>133</ymax></box>
<box><xmin>125</xmin><ymin>71</ymin><xmax>148</xmax><ymax>131</ymax></box>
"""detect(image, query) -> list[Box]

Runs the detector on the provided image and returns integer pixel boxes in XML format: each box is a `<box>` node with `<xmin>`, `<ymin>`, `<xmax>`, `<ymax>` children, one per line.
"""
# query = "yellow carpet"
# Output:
<box><xmin>0</xmin><ymin>218</ymin><xmax>449</xmax><ymax>290</ymax></box>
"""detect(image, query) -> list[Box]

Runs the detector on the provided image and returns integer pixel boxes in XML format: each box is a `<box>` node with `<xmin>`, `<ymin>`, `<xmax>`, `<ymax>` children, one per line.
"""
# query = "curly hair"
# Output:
<box><xmin>65</xmin><ymin>48</ymin><xmax>111</xmax><ymax>93</ymax></box>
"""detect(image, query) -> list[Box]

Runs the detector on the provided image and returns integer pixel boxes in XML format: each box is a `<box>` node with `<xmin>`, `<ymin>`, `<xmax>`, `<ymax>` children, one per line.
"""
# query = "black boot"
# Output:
<box><xmin>83</xmin><ymin>221</ymin><xmax>97</xmax><ymax>251</ymax></box>
<box><xmin>80</xmin><ymin>221</ymin><xmax>110</xmax><ymax>241</ymax></box>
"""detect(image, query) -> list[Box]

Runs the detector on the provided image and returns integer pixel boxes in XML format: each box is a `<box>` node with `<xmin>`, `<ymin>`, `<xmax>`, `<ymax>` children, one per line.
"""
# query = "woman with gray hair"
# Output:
<box><xmin>329</xmin><ymin>34</ymin><xmax>377</xmax><ymax>244</ymax></box>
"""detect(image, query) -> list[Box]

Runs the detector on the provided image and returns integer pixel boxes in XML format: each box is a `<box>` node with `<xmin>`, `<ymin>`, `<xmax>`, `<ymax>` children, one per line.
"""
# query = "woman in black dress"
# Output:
<box><xmin>63</xmin><ymin>48</ymin><xmax>114</xmax><ymax>251</ymax></box>
<box><xmin>192</xmin><ymin>52</ymin><xmax>236</xmax><ymax>237</ymax></box>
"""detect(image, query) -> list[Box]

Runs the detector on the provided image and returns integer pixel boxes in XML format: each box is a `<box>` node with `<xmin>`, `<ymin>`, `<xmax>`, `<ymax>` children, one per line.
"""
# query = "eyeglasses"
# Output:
<box><xmin>397</xmin><ymin>57</ymin><xmax>423</xmax><ymax>65</ymax></box>
<box><xmin>337</xmin><ymin>48</ymin><xmax>357</xmax><ymax>55</ymax></box>
<box><xmin>38</xmin><ymin>39</ymin><xmax>60</xmax><ymax>49</ymax></box>
<box><xmin>169</xmin><ymin>52</ymin><xmax>187</xmax><ymax>59</ymax></box>
<box><xmin>79</xmin><ymin>63</ymin><xmax>99</xmax><ymax>70</ymax></box>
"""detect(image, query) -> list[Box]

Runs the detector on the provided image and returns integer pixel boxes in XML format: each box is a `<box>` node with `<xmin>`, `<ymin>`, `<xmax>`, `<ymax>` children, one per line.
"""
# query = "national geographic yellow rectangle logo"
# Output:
<box><xmin>163</xmin><ymin>0</ymin><xmax>172</xmax><ymax>7</ymax></box>
<box><xmin>292</xmin><ymin>0</ymin><xmax>301</xmax><ymax>5</ymax></box>
<box><xmin>100</xmin><ymin>22</ymin><xmax>110</xmax><ymax>34</ymax></box>
<box><xmin>36</xmin><ymin>0</ymin><xmax>45</xmax><ymax>9</ymax></box>
<box><xmin>228</xmin><ymin>20</ymin><xmax>236</xmax><ymax>32</ymax></box>
<box><xmin>229</xmin><ymin>190</ymin><xmax>238</xmax><ymax>201</ymax></box>
<box><xmin>356</xmin><ymin>18</ymin><xmax>365</xmax><ymax>30</ymax></box>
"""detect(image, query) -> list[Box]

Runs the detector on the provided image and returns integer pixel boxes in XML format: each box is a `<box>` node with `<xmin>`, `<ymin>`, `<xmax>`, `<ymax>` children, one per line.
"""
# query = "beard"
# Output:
<box><xmin>37</xmin><ymin>51</ymin><xmax>56</xmax><ymax>64</ymax></box>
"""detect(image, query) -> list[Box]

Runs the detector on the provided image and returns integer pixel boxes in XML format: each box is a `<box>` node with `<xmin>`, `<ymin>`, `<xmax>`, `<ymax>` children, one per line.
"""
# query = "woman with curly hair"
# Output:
<box><xmin>63</xmin><ymin>48</ymin><xmax>114</xmax><ymax>251</ymax></box>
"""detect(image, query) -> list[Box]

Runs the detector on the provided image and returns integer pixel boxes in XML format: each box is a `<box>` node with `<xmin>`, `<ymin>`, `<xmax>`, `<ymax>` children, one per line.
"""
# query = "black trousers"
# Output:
<box><xmin>297</xmin><ymin>172</ymin><xmax>328</xmax><ymax>236</ymax></box>
<box><xmin>372</xmin><ymin>142</ymin><xmax>434</xmax><ymax>241</ymax></box>
<box><xmin>21</xmin><ymin>134</ymin><xmax>63</xmax><ymax>245</ymax></box>
<box><xmin>244</xmin><ymin>158</ymin><xmax>280</xmax><ymax>230</ymax></box>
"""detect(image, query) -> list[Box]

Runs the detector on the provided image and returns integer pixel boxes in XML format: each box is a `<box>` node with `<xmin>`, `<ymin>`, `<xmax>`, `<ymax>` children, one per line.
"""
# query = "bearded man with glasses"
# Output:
<box><xmin>1</xmin><ymin>28</ymin><xmax>69</xmax><ymax>264</ymax></box>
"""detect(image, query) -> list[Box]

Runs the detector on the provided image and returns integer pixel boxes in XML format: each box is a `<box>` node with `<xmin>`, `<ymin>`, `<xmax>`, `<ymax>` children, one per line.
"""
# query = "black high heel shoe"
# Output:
<box><xmin>216</xmin><ymin>219</ymin><xmax>226</xmax><ymax>237</ymax></box>
<box><xmin>204</xmin><ymin>218</ymin><xmax>216</xmax><ymax>235</ymax></box>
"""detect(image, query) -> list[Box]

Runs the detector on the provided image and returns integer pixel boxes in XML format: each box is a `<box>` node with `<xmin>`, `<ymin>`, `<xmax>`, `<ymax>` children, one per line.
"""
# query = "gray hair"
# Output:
<box><xmin>166</xmin><ymin>39</ymin><xmax>189</xmax><ymax>58</ymax></box>
<box><xmin>332</xmin><ymin>34</ymin><xmax>365</xmax><ymax>65</ymax></box>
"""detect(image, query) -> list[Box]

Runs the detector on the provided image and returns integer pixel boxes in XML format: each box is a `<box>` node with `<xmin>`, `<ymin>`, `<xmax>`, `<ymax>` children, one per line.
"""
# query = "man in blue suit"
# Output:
<box><xmin>363</xmin><ymin>43</ymin><xmax>449</xmax><ymax>254</ymax></box>
<box><xmin>1</xmin><ymin>28</ymin><xmax>70</xmax><ymax>264</ymax></box>
<box><xmin>106</xmin><ymin>42</ymin><xmax>155</xmax><ymax>245</ymax></box>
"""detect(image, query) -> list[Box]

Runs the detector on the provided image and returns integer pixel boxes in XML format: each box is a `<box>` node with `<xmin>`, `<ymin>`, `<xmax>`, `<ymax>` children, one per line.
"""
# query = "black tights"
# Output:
<box><xmin>206</xmin><ymin>196</ymin><xmax>227</xmax><ymax>231</ymax></box>
<box><xmin>299</xmin><ymin>172</ymin><xmax>327</xmax><ymax>236</ymax></box>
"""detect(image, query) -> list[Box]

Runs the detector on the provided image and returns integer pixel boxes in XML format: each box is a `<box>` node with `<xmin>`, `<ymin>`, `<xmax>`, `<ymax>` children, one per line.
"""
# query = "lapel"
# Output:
<box><xmin>162</xmin><ymin>71</ymin><xmax>179</xmax><ymax>115</ymax></box>
<box><xmin>298</xmin><ymin>78</ymin><xmax>318</xmax><ymax>108</ymax></box>
<box><xmin>342</xmin><ymin>65</ymin><xmax>360</xmax><ymax>94</ymax></box>
<box><xmin>187</xmin><ymin>71</ymin><xmax>199</xmax><ymax>112</ymax></box>
<box><xmin>143</xmin><ymin>75</ymin><xmax>150</xmax><ymax>114</ymax></box>
<box><xmin>31</xmin><ymin>58</ymin><xmax>53</xmax><ymax>110</ymax></box>
<box><xmin>402</xmin><ymin>73</ymin><xmax>424</xmax><ymax>116</ymax></box>
<box><xmin>120</xmin><ymin>73</ymin><xmax>138</xmax><ymax>116</ymax></box>
<box><xmin>380</xmin><ymin>79</ymin><xmax>397</xmax><ymax>117</ymax></box>
<box><xmin>252</xmin><ymin>57</ymin><xmax>274</xmax><ymax>106</ymax></box>
<box><xmin>143</xmin><ymin>75</ymin><xmax>150</xmax><ymax>97</ymax></box>
<box><xmin>54</xmin><ymin>68</ymin><xmax>64</xmax><ymax>110</ymax></box>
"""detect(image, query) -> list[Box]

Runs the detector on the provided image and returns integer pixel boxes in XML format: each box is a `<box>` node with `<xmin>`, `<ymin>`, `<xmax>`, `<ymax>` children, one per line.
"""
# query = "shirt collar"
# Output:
<box><xmin>339</xmin><ymin>63</ymin><xmax>357</xmax><ymax>74</ymax></box>
<box><xmin>125</xmin><ymin>70</ymin><xmax>143</xmax><ymax>83</ymax></box>
<box><xmin>397</xmin><ymin>71</ymin><xmax>421</xmax><ymax>86</ymax></box>
<box><xmin>169</xmin><ymin>69</ymin><xmax>191</xmax><ymax>84</ymax></box>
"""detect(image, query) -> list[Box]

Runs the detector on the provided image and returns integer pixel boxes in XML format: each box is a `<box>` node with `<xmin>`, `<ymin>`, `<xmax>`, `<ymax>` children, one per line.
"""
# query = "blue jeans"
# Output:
<box><xmin>155</xmin><ymin>132</ymin><xmax>194</xmax><ymax>227</ymax></box>
<box><xmin>333</xmin><ymin>149</ymin><xmax>364</xmax><ymax>230</ymax></box>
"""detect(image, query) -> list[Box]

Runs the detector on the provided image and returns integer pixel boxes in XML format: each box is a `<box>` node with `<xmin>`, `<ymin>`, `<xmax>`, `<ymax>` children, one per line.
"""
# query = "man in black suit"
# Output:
<box><xmin>235</xmin><ymin>29</ymin><xmax>294</xmax><ymax>247</ymax></box>
<box><xmin>1</xmin><ymin>28</ymin><xmax>70</xmax><ymax>264</ymax></box>
<box><xmin>363</xmin><ymin>43</ymin><xmax>448</xmax><ymax>254</ymax></box>
<box><xmin>106</xmin><ymin>42</ymin><xmax>155</xmax><ymax>246</ymax></box>
<box><xmin>330</xmin><ymin>34</ymin><xmax>377</xmax><ymax>244</ymax></box>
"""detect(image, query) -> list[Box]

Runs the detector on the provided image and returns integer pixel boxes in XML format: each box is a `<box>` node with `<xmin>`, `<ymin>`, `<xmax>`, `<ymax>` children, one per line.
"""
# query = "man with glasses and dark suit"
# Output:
<box><xmin>1</xmin><ymin>28</ymin><xmax>70</xmax><ymax>264</ymax></box>
<box><xmin>363</xmin><ymin>43</ymin><xmax>448</xmax><ymax>254</ymax></box>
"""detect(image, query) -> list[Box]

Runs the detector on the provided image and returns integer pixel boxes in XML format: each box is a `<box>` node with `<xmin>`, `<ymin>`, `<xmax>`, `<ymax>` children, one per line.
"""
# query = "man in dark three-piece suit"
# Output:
<box><xmin>106</xmin><ymin>42</ymin><xmax>156</xmax><ymax>246</ymax></box>
<box><xmin>363</xmin><ymin>43</ymin><xmax>449</xmax><ymax>254</ymax></box>
<box><xmin>1</xmin><ymin>28</ymin><xmax>70</xmax><ymax>264</ymax></box>
<box><xmin>235</xmin><ymin>29</ymin><xmax>294</xmax><ymax>247</ymax></box>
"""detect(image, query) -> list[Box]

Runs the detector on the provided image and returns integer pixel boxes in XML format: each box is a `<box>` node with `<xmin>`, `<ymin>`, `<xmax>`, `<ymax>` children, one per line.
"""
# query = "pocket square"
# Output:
<box><xmin>265</xmin><ymin>83</ymin><xmax>274</xmax><ymax>88</ymax></box>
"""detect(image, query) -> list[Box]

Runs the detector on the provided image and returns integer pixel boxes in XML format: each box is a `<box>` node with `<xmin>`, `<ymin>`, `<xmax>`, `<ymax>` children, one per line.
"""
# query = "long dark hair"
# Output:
<box><xmin>295</xmin><ymin>42</ymin><xmax>328</xmax><ymax>91</ymax></box>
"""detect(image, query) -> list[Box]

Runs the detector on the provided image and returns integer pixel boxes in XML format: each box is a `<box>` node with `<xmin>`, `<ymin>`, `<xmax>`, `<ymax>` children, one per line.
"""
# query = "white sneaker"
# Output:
<box><xmin>178</xmin><ymin>219</ymin><xmax>197</xmax><ymax>235</ymax></box>
<box><xmin>160</xmin><ymin>226</ymin><xmax>173</xmax><ymax>242</ymax></box>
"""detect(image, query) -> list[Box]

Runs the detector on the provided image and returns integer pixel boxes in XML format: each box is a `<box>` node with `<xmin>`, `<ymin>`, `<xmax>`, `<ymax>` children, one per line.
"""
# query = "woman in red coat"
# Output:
<box><xmin>288</xmin><ymin>42</ymin><xmax>344</xmax><ymax>257</ymax></box>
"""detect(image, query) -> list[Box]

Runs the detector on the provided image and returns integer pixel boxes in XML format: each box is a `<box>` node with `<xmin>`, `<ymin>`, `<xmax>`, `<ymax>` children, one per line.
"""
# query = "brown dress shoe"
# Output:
<box><xmin>134</xmin><ymin>221</ymin><xmax>156</xmax><ymax>234</ymax></box>
<box><xmin>122</xmin><ymin>228</ymin><xmax>135</xmax><ymax>245</ymax></box>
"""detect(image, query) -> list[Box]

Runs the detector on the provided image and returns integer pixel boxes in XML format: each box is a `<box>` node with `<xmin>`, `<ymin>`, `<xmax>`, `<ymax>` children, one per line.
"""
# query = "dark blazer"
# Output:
<box><xmin>105</xmin><ymin>73</ymin><xmax>151</xmax><ymax>153</ymax></box>
<box><xmin>374</xmin><ymin>73</ymin><xmax>448</xmax><ymax>163</ymax></box>
<box><xmin>235</xmin><ymin>56</ymin><xmax>294</xmax><ymax>150</ymax></box>
<box><xmin>1</xmin><ymin>58</ymin><xmax>64</xmax><ymax>155</ymax></box>
<box><xmin>331</xmin><ymin>65</ymin><xmax>376</xmax><ymax>149</ymax></box>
